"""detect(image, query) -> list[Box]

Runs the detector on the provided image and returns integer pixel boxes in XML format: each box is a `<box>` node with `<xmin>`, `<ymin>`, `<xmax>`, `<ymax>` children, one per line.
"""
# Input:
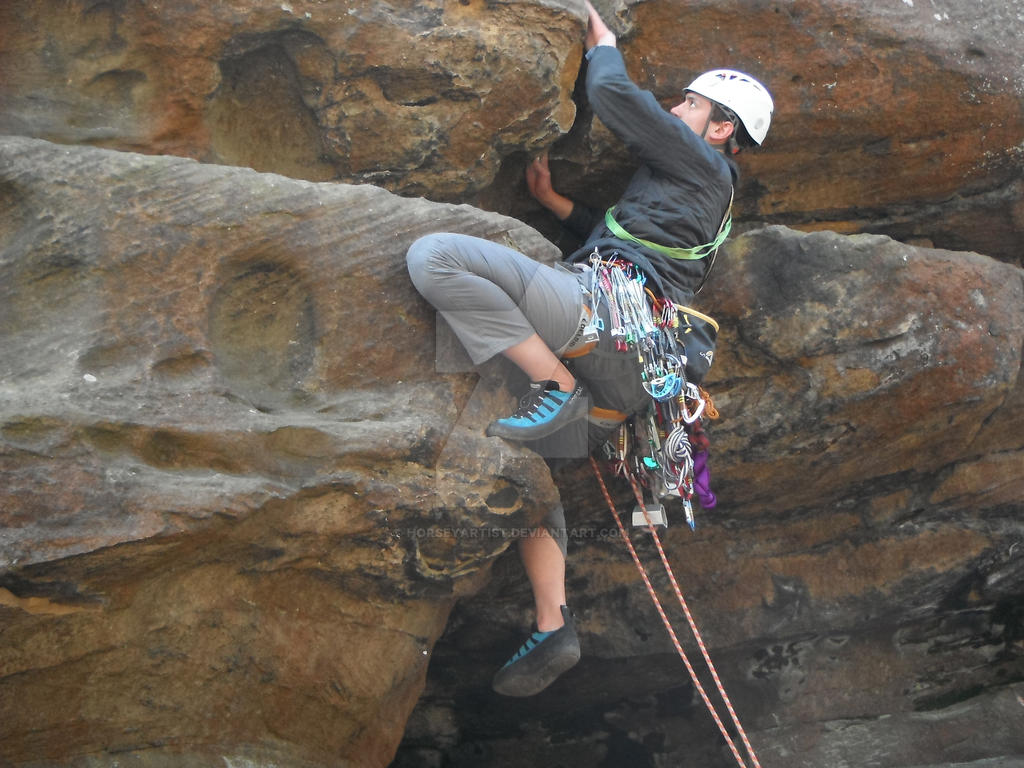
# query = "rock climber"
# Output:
<box><xmin>406</xmin><ymin>0</ymin><xmax>772</xmax><ymax>697</ymax></box>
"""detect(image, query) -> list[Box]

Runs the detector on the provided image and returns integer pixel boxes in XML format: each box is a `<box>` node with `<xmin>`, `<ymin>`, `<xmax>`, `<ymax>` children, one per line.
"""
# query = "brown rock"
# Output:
<box><xmin>3</xmin><ymin>37</ymin><xmax>1024</xmax><ymax>764</ymax></box>
<box><xmin>703</xmin><ymin>228</ymin><xmax>1024</xmax><ymax>510</ymax></box>
<box><xmin>2</xmin><ymin>0</ymin><xmax>1021</xmax><ymax>261</ymax></box>
<box><xmin>0</xmin><ymin>0</ymin><xmax>582</xmax><ymax>197</ymax></box>
<box><xmin>0</xmin><ymin>135</ymin><xmax>562</xmax><ymax>767</ymax></box>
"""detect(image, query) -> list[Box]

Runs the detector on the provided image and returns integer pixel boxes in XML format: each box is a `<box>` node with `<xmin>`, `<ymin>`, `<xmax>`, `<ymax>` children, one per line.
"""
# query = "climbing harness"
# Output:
<box><xmin>591</xmin><ymin>456</ymin><xmax>761</xmax><ymax>768</ymax></box>
<box><xmin>576</xmin><ymin>251</ymin><xmax>759</xmax><ymax>767</ymax></box>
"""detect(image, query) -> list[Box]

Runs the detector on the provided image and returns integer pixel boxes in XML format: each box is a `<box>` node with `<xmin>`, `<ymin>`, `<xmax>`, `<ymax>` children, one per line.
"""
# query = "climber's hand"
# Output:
<box><xmin>525</xmin><ymin>154</ymin><xmax>573</xmax><ymax>220</ymax></box>
<box><xmin>525</xmin><ymin>155</ymin><xmax>554</xmax><ymax>203</ymax></box>
<box><xmin>584</xmin><ymin>1</ymin><xmax>616</xmax><ymax>50</ymax></box>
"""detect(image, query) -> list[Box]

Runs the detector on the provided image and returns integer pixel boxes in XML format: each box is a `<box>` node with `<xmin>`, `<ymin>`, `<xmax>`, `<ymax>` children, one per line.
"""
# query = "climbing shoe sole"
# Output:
<box><xmin>492</xmin><ymin>608</ymin><xmax>581</xmax><ymax>697</ymax></box>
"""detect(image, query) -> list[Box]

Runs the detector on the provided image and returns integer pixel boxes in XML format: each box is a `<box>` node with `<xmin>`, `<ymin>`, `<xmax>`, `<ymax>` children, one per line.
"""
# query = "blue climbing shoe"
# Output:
<box><xmin>486</xmin><ymin>380</ymin><xmax>589</xmax><ymax>441</ymax></box>
<box><xmin>492</xmin><ymin>606</ymin><xmax>581</xmax><ymax>697</ymax></box>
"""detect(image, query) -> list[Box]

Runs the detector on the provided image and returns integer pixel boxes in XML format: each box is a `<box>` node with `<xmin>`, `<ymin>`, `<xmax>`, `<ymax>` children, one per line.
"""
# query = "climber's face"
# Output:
<box><xmin>671</xmin><ymin>91</ymin><xmax>712</xmax><ymax>132</ymax></box>
<box><xmin>670</xmin><ymin>91</ymin><xmax>733</xmax><ymax>145</ymax></box>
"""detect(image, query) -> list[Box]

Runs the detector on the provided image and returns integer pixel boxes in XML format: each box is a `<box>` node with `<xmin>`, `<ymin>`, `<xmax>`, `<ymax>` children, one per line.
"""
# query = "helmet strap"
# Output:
<box><xmin>699</xmin><ymin>113</ymin><xmax>714</xmax><ymax>140</ymax></box>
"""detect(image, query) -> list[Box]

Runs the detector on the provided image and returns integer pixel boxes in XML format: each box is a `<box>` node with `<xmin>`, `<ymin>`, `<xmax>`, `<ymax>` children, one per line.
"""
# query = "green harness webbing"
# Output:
<box><xmin>604</xmin><ymin>189</ymin><xmax>734</xmax><ymax>261</ymax></box>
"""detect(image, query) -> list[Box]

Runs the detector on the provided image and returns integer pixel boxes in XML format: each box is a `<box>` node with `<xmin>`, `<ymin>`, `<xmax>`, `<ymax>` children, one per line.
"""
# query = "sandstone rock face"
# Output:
<box><xmin>1</xmin><ymin>0</ymin><xmax>1024</xmax><ymax>765</ymax></box>
<box><xmin>0</xmin><ymin>135</ymin><xmax>563</xmax><ymax>767</ymax></box>
<box><xmin>0</xmin><ymin>0</ymin><xmax>581</xmax><ymax>198</ymax></box>
<box><xmin>3</xmin><ymin>136</ymin><xmax>1022</xmax><ymax>767</ymax></box>
<box><xmin>1</xmin><ymin>0</ymin><xmax>1021</xmax><ymax>261</ymax></box>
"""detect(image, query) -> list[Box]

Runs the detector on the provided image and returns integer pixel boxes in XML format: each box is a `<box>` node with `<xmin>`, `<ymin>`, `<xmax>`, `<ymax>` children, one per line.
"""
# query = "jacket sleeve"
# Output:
<box><xmin>563</xmin><ymin>201</ymin><xmax>602</xmax><ymax>241</ymax></box>
<box><xmin>585</xmin><ymin>46</ymin><xmax>721</xmax><ymax>184</ymax></box>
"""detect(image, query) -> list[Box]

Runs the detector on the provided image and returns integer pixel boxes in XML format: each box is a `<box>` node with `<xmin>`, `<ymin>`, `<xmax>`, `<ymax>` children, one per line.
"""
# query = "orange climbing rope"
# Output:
<box><xmin>589</xmin><ymin>456</ymin><xmax>761</xmax><ymax>768</ymax></box>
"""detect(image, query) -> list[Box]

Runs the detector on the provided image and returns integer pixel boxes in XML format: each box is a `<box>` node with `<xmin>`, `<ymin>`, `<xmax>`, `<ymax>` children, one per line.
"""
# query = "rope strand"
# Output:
<box><xmin>590</xmin><ymin>456</ymin><xmax>761</xmax><ymax>768</ymax></box>
<box><xmin>623</xmin><ymin>472</ymin><xmax>762</xmax><ymax>768</ymax></box>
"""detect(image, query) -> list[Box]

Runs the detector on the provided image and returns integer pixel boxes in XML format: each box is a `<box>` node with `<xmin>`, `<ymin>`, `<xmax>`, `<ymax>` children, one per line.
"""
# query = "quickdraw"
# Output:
<box><xmin>607</xmin><ymin>393</ymin><xmax>713</xmax><ymax>531</ymax></box>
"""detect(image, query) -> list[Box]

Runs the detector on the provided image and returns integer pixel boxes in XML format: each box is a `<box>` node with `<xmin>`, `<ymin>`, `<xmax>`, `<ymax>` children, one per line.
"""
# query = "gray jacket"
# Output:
<box><xmin>564</xmin><ymin>45</ymin><xmax>738</xmax><ymax>305</ymax></box>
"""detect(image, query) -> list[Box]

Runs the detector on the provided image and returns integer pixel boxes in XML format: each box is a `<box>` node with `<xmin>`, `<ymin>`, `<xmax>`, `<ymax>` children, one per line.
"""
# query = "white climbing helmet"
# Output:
<box><xmin>686</xmin><ymin>69</ymin><xmax>774</xmax><ymax>145</ymax></box>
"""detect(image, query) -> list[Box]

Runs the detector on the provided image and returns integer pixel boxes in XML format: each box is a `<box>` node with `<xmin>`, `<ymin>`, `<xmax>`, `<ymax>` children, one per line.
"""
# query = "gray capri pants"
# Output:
<box><xmin>407</xmin><ymin>232</ymin><xmax>649</xmax><ymax>555</ymax></box>
<box><xmin>406</xmin><ymin>232</ymin><xmax>585</xmax><ymax>364</ymax></box>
